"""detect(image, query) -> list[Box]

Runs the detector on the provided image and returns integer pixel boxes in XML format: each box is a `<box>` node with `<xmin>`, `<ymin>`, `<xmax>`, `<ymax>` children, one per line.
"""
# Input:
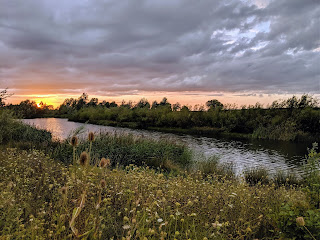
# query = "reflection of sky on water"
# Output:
<box><xmin>22</xmin><ymin>118</ymin><xmax>309</xmax><ymax>175</ymax></box>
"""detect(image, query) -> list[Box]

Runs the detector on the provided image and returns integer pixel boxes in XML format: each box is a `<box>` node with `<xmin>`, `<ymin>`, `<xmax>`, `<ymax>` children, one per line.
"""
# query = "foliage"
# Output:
<box><xmin>0</xmin><ymin>88</ymin><xmax>13</xmax><ymax>107</ymax></box>
<box><xmin>4</xmin><ymin>94</ymin><xmax>320</xmax><ymax>141</ymax></box>
<box><xmin>193</xmin><ymin>156</ymin><xmax>235</xmax><ymax>180</ymax></box>
<box><xmin>0</xmin><ymin>110</ymin><xmax>52</xmax><ymax>145</ymax></box>
<box><xmin>49</xmin><ymin>132</ymin><xmax>192</xmax><ymax>170</ymax></box>
<box><xmin>273</xmin><ymin>170</ymin><xmax>301</xmax><ymax>188</ymax></box>
<box><xmin>63</xmin><ymin>94</ymin><xmax>319</xmax><ymax>142</ymax></box>
<box><xmin>1</xmin><ymin>148</ymin><xmax>317</xmax><ymax>239</ymax></box>
<box><xmin>244</xmin><ymin>167</ymin><xmax>270</xmax><ymax>186</ymax></box>
<box><xmin>303</xmin><ymin>143</ymin><xmax>320</xmax><ymax>208</ymax></box>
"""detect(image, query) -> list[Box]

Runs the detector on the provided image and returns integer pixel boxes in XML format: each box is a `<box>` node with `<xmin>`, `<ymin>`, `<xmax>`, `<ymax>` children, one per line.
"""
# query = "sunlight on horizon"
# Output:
<box><xmin>6</xmin><ymin>92</ymin><xmax>320</xmax><ymax>109</ymax></box>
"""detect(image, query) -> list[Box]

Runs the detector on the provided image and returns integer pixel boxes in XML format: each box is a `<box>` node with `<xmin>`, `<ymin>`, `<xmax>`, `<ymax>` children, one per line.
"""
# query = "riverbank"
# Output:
<box><xmin>1</xmin><ymin>148</ymin><xmax>319</xmax><ymax>239</ymax></box>
<box><xmin>65</xmin><ymin>105</ymin><xmax>320</xmax><ymax>142</ymax></box>
<box><xmin>6</xmin><ymin>94</ymin><xmax>320</xmax><ymax>142</ymax></box>
<box><xmin>2</xmin><ymin>110</ymin><xmax>320</xmax><ymax>239</ymax></box>
<box><xmin>67</xmin><ymin>117</ymin><xmax>253</xmax><ymax>140</ymax></box>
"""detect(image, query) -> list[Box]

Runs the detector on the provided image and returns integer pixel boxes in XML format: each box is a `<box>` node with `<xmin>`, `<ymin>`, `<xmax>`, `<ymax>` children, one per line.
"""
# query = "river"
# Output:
<box><xmin>22</xmin><ymin>118</ymin><xmax>312</xmax><ymax>175</ymax></box>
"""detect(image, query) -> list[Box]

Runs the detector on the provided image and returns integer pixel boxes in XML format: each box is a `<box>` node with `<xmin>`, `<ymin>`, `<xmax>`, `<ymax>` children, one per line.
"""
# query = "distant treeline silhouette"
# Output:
<box><xmin>3</xmin><ymin>93</ymin><xmax>320</xmax><ymax>141</ymax></box>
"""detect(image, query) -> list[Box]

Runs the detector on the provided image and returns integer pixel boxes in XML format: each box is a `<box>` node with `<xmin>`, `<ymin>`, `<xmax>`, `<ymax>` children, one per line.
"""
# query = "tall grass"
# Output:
<box><xmin>48</xmin><ymin>132</ymin><xmax>192</xmax><ymax>170</ymax></box>
<box><xmin>0</xmin><ymin>110</ymin><xmax>52</xmax><ymax>145</ymax></box>
<box><xmin>1</xmin><ymin>148</ymin><xmax>318</xmax><ymax>239</ymax></box>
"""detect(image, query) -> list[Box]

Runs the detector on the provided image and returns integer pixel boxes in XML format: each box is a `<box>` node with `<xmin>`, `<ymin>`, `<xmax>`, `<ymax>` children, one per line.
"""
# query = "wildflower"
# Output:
<box><xmin>60</xmin><ymin>186</ymin><xmax>67</xmax><ymax>195</ymax></box>
<box><xmin>175</xmin><ymin>202</ymin><xmax>181</xmax><ymax>207</ymax></box>
<box><xmin>100</xmin><ymin>179</ymin><xmax>106</xmax><ymax>188</ymax></box>
<box><xmin>79</xmin><ymin>152</ymin><xmax>89</xmax><ymax>166</ymax></box>
<box><xmin>123</xmin><ymin>216</ymin><xmax>129</xmax><ymax>222</ymax></box>
<box><xmin>296</xmin><ymin>217</ymin><xmax>305</xmax><ymax>226</ymax></box>
<box><xmin>157</xmin><ymin>218</ymin><xmax>163</xmax><ymax>223</ymax></box>
<box><xmin>88</xmin><ymin>132</ymin><xmax>95</xmax><ymax>142</ymax></box>
<box><xmin>212</xmin><ymin>221</ymin><xmax>222</xmax><ymax>228</ymax></box>
<box><xmin>99</xmin><ymin>158</ymin><xmax>110</xmax><ymax>168</ymax></box>
<box><xmin>123</xmin><ymin>225</ymin><xmax>131</xmax><ymax>230</ymax></box>
<box><xmin>71</xmin><ymin>136</ymin><xmax>78</xmax><ymax>147</ymax></box>
<box><xmin>175</xmin><ymin>231</ymin><xmax>180</xmax><ymax>236</ymax></box>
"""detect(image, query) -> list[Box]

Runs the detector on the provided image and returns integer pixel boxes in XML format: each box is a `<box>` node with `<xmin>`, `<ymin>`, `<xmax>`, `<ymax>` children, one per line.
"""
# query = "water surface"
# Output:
<box><xmin>22</xmin><ymin>118</ymin><xmax>312</xmax><ymax>174</ymax></box>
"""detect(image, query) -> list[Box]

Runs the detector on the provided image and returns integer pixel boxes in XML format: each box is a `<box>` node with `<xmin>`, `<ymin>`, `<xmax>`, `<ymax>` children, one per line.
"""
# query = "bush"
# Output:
<box><xmin>274</xmin><ymin>170</ymin><xmax>301</xmax><ymax>188</ymax></box>
<box><xmin>194</xmin><ymin>156</ymin><xmax>235</xmax><ymax>180</ymax></box>
<box><xmin>0</xmin><ymin>110</ymin><xmax>52</xmax><ymax>145</ymax></box>
<box><xmin>244</xmin><ymin>167</ymin><xmax>269</xmax><ymax>186</ymax></box>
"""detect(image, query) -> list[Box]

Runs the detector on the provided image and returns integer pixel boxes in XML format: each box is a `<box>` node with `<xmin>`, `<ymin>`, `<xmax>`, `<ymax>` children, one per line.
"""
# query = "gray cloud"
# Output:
<box><xmin>0</xmin><ymin>0</ymin><xmax>319</xmax><ymax>96</ymax></box>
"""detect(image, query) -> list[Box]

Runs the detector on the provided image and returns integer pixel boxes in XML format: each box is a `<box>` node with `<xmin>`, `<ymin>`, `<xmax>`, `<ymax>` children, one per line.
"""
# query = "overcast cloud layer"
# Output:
<box><xmin>0</xmin><ymin>0</ymin><xmax>319</xmax><ymax>97</ymax></box>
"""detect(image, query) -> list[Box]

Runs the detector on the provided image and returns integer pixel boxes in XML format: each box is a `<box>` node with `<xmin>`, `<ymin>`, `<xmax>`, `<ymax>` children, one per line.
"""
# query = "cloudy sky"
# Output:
<box><xmin>0</xmin><ymin>0</ymin><xmax>319</xmax><ymax>107</ymax></box>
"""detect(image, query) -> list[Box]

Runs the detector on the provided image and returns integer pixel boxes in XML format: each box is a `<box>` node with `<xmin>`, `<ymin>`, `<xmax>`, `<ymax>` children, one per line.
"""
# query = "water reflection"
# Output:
<box><xmin>22</xmin><ymin>118</ymin><xmax>311</xmax><ymax>174</ymax></box>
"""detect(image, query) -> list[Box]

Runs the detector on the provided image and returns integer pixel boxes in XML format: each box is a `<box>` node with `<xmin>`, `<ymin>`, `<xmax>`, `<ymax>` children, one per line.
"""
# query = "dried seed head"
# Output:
<box><xmin>79</xmin><ymin>152</ymin><xmax>89</xmax><ymax>166</ymax></box>
<box><xmin>100</xmin><ymin>179</ymin><xmax>106</xmax><ymax>188</ymax></box>
<box><xmin>88</xmin><ymin>132</ymin><xmax>95</xmax><ymax>142</ymax></box>
<box><xmin>99</xmin><ymin>158</ymin><xmax>111</xmax><ymax>168</ymax></box>
<box><xmin>60</xmin><ymin>186</ymin><xmax>68</xmax><ymax>195</ymax></box>
<box><xmin>296</xmin><ymin>217</ymin><xmax>305</xmax><ymax>226</ymax></box>
<box><xmin>71</xmin><ymin>136</ymin><xmax>78</xmax><ymax>147</ymax></box>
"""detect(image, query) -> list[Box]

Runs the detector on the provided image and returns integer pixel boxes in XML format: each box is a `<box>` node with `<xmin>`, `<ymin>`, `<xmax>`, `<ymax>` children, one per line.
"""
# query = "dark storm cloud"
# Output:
<box><xmin>0</xmin><ymin>0</ymin><xmax>319</xmax><ymax>95</ymax></box>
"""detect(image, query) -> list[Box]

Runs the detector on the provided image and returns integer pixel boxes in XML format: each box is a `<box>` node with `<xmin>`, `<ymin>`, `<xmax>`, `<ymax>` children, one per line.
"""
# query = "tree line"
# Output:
<box><xmin>1</xmin><ymin>91</ymin><xmax>319</xmax><ymax>141</ymax></box>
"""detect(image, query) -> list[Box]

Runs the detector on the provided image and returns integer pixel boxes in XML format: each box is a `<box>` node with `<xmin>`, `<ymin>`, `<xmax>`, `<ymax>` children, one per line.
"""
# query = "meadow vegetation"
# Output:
<box><xmin>1</xmin><ymin>147</ymin><xmax>320</xmax><ymax>239</ymax></box>
<box><xmin>1</xmin><ymin>104</ymin><xmax>320</xmax><ymax>239</ymax></box>
<box><xmin>0</xmin><ymin>110</ymin><xmax>192</xmax><ymax>170</ymax></box>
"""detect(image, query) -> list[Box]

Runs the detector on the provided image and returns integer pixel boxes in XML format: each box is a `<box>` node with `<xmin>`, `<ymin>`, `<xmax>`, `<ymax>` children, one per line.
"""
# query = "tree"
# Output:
<box><xmin>136</xmin><ymin>98</ymin><xmax>150</xmax><ymax>109</ymax></box>
<box><xmin>151</xmin><ymin>100</ymin><xmax>159</xmax><ymax>109</ymax></box>
<box><xmin>76</xmin><ymin>93</ymin><xmax>89</xmax><ymax>110</ymax></box>
<box><xmin>121</xmin><ymin>100</ymin><xmax>133</xmax><ymax>109</ymax></box>
<box><xmin>88</xmin><ymin>98</ymin><xmax>98</xmax><ymax>107</ymax></box>
<box><xmin>0</xmin><ymin>88</ymin><xmax>13</xmax><ymax>107</ymax></box>
<box><xmin>206</xmin><ymin>99</ymin><xmax>224</xmax><ymax>110</ymax></box>
<box><xmin>172</xmin><ymin>102</ymin><xmax>181</xmax><ymax>111</ymax></box>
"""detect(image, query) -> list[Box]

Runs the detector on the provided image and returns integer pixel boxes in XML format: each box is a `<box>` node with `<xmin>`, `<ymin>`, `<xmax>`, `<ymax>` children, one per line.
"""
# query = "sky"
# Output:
<box><xmin>0</xmin><ymin>0</ymin><xmax>319</xmax><ymax>108</ymax></box>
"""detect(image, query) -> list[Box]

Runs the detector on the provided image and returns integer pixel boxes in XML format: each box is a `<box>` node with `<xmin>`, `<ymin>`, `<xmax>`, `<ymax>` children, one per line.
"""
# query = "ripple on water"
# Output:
<box><xmin>21</xmin><ymin>118</ymin><xmax>310</xmax><ymax>175</ymax></box>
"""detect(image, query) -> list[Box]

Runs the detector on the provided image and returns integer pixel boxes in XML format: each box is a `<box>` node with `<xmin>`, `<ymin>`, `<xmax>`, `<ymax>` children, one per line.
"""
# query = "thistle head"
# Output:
<box><xmin>60</xmin><ymin>186</ymin><xmax>68</xmax><ymax>195</ymax></box>
<box><xmin>100</xmin><ymin>179</ymin><xmax>106</xmax><ymax>188</ymax></box>
<box><xmin>99</xmin><ymin>158</ymin><xmax>111</xmax><ymax>168</ymax></box>
<box><xmin>296</xmin><ymin>216</ymin><xmax>305</xmax><ymax>226</ymax></box>
<box><xmin>71</xmin><ymin>136</ymin><xmax>78</xmax><ymax>147</ymax></box>
<box><xmin>88</xmin><ymin>132</ymin><xmax>95</xmax><ymax>142</ymax></box>
<box><xmin>79</xmin><ymin>152</ymin><xmax>89</xmax><ymax>166</ymax></box>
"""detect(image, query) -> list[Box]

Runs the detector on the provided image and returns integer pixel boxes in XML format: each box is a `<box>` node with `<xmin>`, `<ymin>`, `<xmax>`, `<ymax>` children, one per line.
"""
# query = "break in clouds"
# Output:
<box><xmin>0</xmin><ymin>0</ymin><xmax>319</xmax><ymax>96</ymax></box>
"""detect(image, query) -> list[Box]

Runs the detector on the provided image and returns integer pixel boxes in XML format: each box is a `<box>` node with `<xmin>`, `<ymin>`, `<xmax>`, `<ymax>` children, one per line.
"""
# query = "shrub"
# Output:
<box><xmin>244</xmin><ymin>167</ymin><xmax>269</xmax><ymax>186</ymax></box>
<box><xmin>274</xmin><ymin>170</ymin><xmax>301</xmax><ymax>188</ymax></box>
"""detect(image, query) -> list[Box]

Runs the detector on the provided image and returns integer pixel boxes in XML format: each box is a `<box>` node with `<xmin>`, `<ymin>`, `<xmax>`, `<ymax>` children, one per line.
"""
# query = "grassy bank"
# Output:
<box><xmin>1</xmin><ymin>148</ymin><xmax>320</xmax><ymax>239</ymax></box>
<box><xmin>66</xmin><ymin>118</ymin><xmax>253</xmax><ymax>140</ymax></box>
<box><xmin>1</xmin><ymin>109</ymin><xmax>320</xmax><ymax>239</ymax></box>
<box><xmin>0</xmin><ymin>110</ymin><xmax>192</xmax><ymax>170</ymax></box>
<box><xmin>66</xmin><ymin>105</ymin><xmax>320</xmax><ymax>142</ymax></box>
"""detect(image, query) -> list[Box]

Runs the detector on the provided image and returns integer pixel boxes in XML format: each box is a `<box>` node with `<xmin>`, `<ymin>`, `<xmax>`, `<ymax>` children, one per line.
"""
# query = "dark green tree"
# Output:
<box><xmin>206</xmin><ymin>99</ymin><xmax>224</xmax><ymax>110</ymax></box>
